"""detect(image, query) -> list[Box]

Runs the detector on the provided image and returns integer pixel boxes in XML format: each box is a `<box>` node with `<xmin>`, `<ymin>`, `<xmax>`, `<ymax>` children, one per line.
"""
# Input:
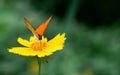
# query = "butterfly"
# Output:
<box><xmin>24</xmin><ymin>16</ymin><xmax>52</xmax><ymax>40</ymax></box>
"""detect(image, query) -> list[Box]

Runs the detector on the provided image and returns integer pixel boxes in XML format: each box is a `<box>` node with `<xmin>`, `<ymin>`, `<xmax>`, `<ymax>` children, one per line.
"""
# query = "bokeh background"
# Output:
<box><xmin>0</xmin><ymin>0</ymin><xmax>120</xmax><ymax>75</ymax></box>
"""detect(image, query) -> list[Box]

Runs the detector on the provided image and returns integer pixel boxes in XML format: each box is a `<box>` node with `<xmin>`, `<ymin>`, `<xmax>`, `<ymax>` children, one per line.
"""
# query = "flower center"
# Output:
<box><xmin>30</xmin><ymin>40</ymin><xmax>47</xmax><ymax>51</ymax></box>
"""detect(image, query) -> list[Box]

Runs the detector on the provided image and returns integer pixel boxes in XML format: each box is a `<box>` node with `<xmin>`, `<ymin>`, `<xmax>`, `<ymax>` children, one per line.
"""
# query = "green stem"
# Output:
<box><xmin>37</xmin><ymin>57</ymin><xmax>41</xmax><ymax>75</ymax></box>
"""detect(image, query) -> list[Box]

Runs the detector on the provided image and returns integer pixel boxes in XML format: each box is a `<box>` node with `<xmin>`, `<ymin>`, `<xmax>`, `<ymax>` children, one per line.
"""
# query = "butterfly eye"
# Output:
<box><xmin>38</xmin><ymin>34</ymin><xmax>42</xmax><ymax>40</ymax></box>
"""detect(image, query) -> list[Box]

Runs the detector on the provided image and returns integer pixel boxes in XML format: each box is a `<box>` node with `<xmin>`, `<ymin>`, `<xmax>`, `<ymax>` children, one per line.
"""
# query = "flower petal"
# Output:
<box><xmin>30</xmin><ymin>36</ymin><xmax>36</xmax><ymax>42</ymax></box>
<box><xmin>37</xmin><ymin>51</ymin><xmax>53</xmax><ymax>57</ymax></box>
<box><xmin>8</xmin><ymin>47</ymin><xmax>37</xmax><ymax>56</ymax></box>
<box><xmin>46</xmin><ymin>33</ymin><xmax>66</xmax><ymax>52</ymax></box>
<box><xmin>17</xmin><ymin>37</ymin><xmax>31</xmax><ymax>47</ymax></box>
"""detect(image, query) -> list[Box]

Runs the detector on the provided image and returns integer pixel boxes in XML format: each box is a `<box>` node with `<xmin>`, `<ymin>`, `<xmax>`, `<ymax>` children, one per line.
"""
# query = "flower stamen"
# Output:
<box><xmin>31</xmin><ymin>40</ymin><xmax>47</xmax><ymax>51</ymax></box>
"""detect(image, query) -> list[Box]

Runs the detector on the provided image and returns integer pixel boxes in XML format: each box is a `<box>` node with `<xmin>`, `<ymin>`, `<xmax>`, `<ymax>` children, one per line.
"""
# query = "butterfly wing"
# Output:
<box><xmin>35</xmin><ymin>16</ymin><xmax>52</xmax><ymax>36</ymax></box>
<box><xmin>24</xmin><ymin>18</ymin><xmax>39</xmax><ymax>38</ymax></box>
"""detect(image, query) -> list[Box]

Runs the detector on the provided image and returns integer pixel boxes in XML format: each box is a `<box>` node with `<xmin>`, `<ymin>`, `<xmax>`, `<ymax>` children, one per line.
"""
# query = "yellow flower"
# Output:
<box><xmin>8</xmin><ymin>33</ymin><xmax>66</xmax><ymax>58</ymax></box>
<box><xmin>29</xmin><ymin>60</ymin><xmax>39</xmax><ymax>72</ymax></box>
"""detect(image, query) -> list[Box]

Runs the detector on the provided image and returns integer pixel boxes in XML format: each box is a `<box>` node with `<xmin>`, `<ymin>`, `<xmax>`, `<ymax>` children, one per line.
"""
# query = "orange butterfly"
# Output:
<box><xmin>24</xmin><ymin>16</ymin><xmax>52</xmax><ymax>40</ymax></box>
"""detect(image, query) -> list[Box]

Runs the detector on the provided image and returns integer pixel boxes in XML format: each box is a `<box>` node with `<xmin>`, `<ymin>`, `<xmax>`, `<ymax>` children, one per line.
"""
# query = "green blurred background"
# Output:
<box><xmin>0</xmin><ymin>0</ymin><xmax>120</xmax><ymax>75</ymax></box>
